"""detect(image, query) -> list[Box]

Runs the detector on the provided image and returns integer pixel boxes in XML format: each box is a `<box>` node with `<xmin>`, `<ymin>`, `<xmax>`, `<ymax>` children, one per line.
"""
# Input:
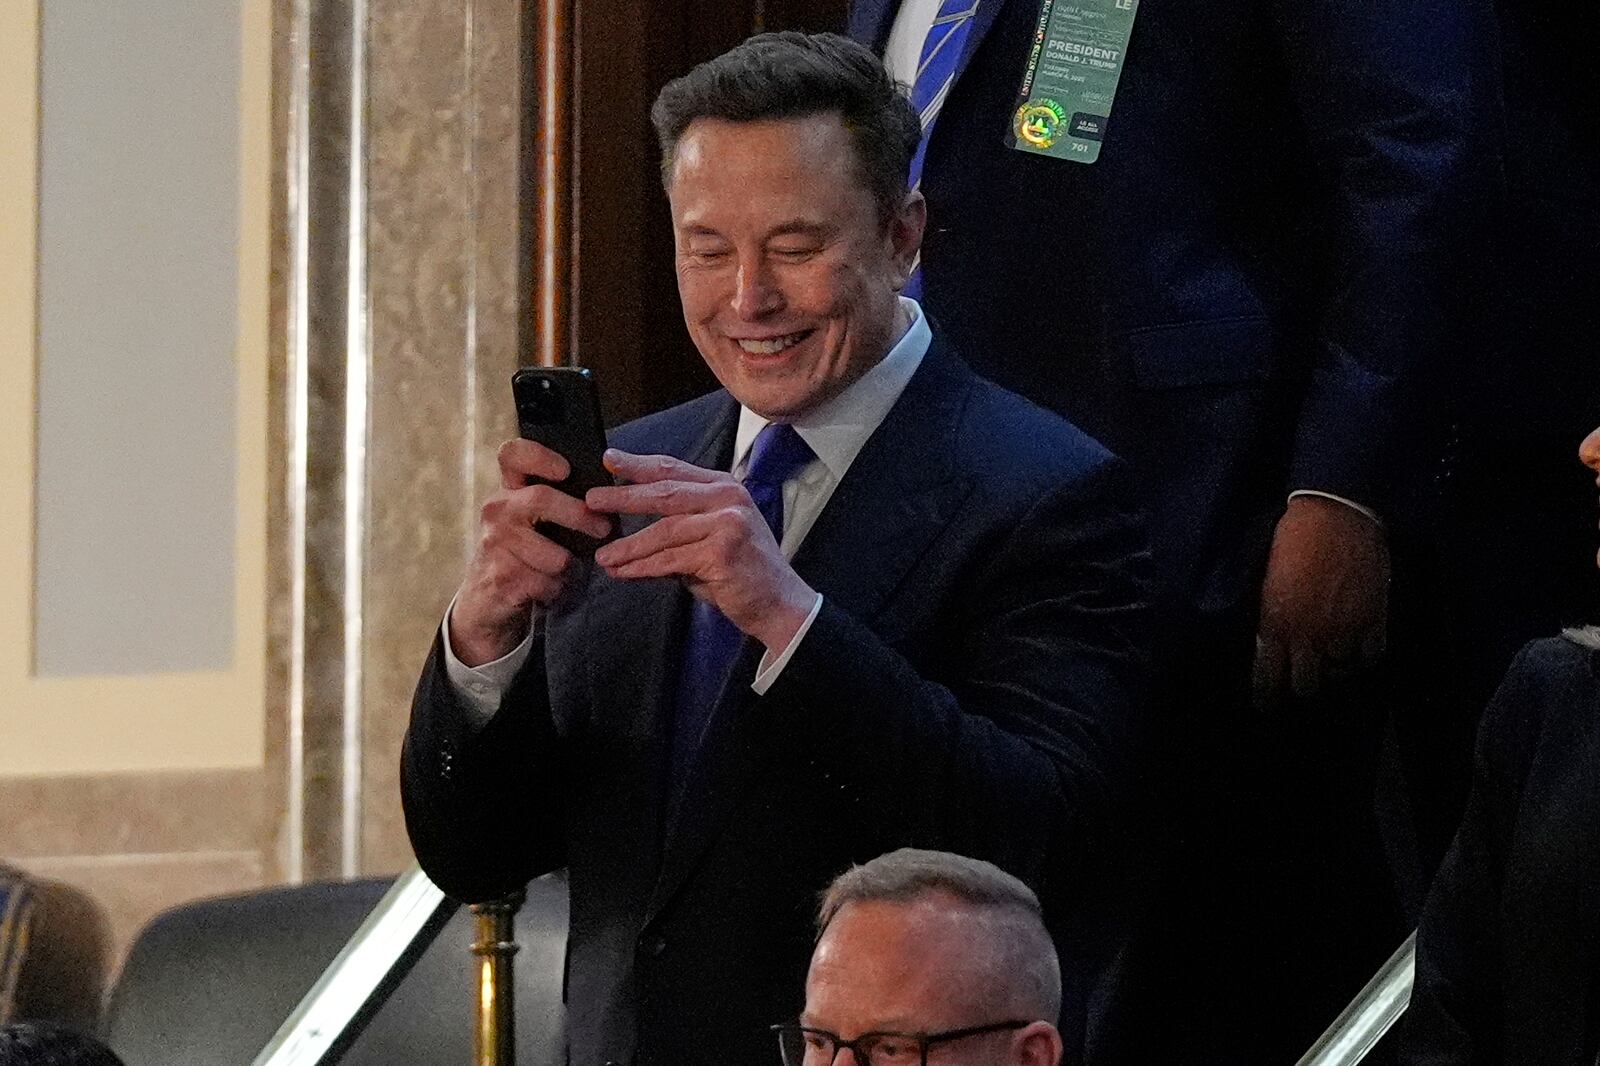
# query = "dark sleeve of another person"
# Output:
<box><xmin>400</xmin><ymin>631</ymin><xmax>568</xmax><ymax>903</ymax></box>
<box><xmin>1270</xmin><ymin>0</ymin><xmax>1499</xmax><ymax>514</ymax></box>
<box><xmin>1397</xmin><ymin>644</ymin><xmax>1544</xmax><ymax>1065</ymax></box>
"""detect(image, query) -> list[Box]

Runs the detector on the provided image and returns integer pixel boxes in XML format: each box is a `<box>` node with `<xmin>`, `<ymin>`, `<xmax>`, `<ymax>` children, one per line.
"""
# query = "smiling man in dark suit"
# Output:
<box><xmin>401</xmin><ymin>32</ymin><xmax>1150</xmax><ymax>1066</ymax></box>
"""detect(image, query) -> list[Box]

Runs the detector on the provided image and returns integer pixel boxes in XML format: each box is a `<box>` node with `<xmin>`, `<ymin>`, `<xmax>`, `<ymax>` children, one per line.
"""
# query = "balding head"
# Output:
<box><xmin>797</xmin><ymin>850</ymin><xmax>1063</xmax><ymax>1066</ymax></box>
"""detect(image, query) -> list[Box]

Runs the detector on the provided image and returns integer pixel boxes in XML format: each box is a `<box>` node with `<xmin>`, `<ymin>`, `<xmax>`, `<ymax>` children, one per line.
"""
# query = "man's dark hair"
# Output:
<box><xmin>650</xmin><ymin>31</ymin><xmax>921</xmax><ymax>222</ymax></box>
<box><xmin>0</xmin><ymin>1022</ymin><xmax>125</xmax><ymax>1066</ymax></box>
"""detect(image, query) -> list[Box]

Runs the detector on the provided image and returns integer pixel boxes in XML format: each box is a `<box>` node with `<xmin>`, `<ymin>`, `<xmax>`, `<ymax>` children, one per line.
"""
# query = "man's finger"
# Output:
<box><xmin>498</xmin><ymin>484</ymin><xmax>613</xmax><ymax>540</ymax></box>
<box><xmin>604</xmin><ymin>449</ymin><xmax>731</xmax><ymax>486</ymax></box>
<box><xmin>497</xmin><ymin>438</ymin><xmax>571</xmax><ymax>490</ymax></box>
<box><xmin>603</xmin><ymin>542</ymin><xmax>701</xmax><ymax>583</ymax></box>
<box><xmin>595</xmin><ymin>514</ymin><xmax>717</xmax><ymax>568</ymax></box>
<box><xmin>588</xmin><ymin>479</ymin><xmax>745</xmax><ymax>517</ymax></box>
<box><xmin>1252</xmin><ymin>635</ymin><xmax>1289</xmax><ymax>710</ymax></box>
<box><xmin>497</xmin><ymin>523</ymin><xmax>575</xmax><ymax>579</ymax></box>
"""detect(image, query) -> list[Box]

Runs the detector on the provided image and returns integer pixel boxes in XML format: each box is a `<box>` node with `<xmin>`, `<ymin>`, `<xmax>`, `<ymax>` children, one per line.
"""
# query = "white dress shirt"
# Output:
<box><xmin>882</xmin><ymin>0</ymin><xmax>944</xmax><ymax>87</ymax></box>
<box><xmin>442</xmin><ymin>298</ymin><xmax>933</xmax><ymax>723</ymax></box>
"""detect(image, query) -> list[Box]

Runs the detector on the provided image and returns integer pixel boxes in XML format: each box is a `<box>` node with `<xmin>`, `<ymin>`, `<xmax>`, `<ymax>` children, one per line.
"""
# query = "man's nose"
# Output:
<box><xmin>731</xmin><ymin>257</ymin><xmax>783</xmax><ymax>319</ymax></box>
<box><xmin>1579</xmin><ymin>426</ymin><xmax>1600</xmax><ymax>473</ymax></box>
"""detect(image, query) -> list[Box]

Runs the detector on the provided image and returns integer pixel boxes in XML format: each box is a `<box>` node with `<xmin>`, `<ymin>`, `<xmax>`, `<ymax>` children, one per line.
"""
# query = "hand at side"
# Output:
<box><xmin>1253</xmin><ymin>494</ymin><xmax>1390</xmax><ymax>708</ymax></box>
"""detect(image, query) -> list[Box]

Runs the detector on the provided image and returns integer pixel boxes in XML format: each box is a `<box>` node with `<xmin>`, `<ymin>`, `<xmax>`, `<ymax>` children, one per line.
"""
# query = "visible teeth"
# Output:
<box><xmin>736</xmin><ymin>333</ymin><xmax>805</xmax><ymax>355</ymax></box>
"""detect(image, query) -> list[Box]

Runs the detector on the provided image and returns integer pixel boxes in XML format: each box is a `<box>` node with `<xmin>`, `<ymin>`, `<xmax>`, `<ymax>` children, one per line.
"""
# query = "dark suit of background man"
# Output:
<box><xmin>846</xmin><ymin>0</ymin><xmax>1497</xmax><ymax>1061</ymax></box>
<box><xmin>401</xmin><ymin>32</ymin><xmax>1151</xmax><ymax>1066</ymax></box>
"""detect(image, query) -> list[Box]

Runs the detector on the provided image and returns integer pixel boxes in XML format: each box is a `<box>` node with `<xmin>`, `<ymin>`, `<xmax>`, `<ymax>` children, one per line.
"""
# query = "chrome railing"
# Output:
<box><xmin>252</xmin><ymin>867</ymin><xmax>454</xmax><ymax>1066</ymax></box>
<box><xmin>1295</xmin><ymin>932</ymin><xmax>1416</xmax><ymax>1066</ymax></box>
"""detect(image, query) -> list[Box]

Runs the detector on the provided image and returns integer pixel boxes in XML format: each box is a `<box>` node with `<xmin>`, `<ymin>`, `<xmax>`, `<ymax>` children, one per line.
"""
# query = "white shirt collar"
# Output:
<box><xmin>732</xmin><ymin>297</ymin><xmax>931</xmax><ymax>480</ymax></box>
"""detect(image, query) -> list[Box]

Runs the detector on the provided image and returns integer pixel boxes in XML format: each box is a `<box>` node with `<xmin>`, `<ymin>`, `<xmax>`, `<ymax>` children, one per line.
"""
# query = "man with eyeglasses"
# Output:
<box><xmin>778</xmin><ymin>848</ymin><xmax>1063</xmax><ymax>1066</ymax></box>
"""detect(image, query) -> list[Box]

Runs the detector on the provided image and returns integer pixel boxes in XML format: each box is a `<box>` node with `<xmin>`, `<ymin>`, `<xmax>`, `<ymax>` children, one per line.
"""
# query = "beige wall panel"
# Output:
<box><xmin>359</xmin><ymin>0</ymin><xmax>525</xmax><ymax>875</ymax></box>
<box><xmin>0</xmin><ymin>0</ymin><xmax>274</xmax><ymax>778</ymax></box>
<box><xmin>0</xmin><ymin>771</ymin><xmax>267</xmax><ymax>859</ymax></box>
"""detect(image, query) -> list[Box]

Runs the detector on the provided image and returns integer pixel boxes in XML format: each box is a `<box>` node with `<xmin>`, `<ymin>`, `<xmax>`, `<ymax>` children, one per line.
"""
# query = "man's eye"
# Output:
<box><xmin>865</xmin><ymin>1036</ymin><xmax>920</xmax><ymax>1061</ymax></box>
<box><xmin>687</xmin><ymin>248</ymin><xmax>729</xmax><ymax>262</ymax></box>
<box><xmin>771</xmin><ymin>246</ymin><xmax>819</xmax><ymax>260</ymax></box>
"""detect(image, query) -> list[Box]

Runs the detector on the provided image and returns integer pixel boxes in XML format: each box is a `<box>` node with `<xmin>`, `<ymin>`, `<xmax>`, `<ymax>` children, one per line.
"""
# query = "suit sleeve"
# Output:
<box><xmin>400</xmin><ymin>631</ymin><xmax>569</xmax><ymax>903</ymax></box>
<box><xmin>762</xmin><ymin>454</ymin><xmax>1152</xmax><ymax>896</ymax></box>
<box><xmin>1398</xmin><ymin>643</ymin><xmax>1541</xmax><ymax>1066</ymax></box>
<box><xmin>1271</xmin><ymin>0</ymin><xmax>1499</xmax><ymax>513</ymax></box>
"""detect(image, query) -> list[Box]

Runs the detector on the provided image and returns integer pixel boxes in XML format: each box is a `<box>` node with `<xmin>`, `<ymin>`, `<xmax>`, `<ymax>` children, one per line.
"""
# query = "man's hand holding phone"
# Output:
<box><xmin>588</xmin><ymin>450</ymin><xmax>816</xmax><ymax>657</ymax></box>
<box><xmin>449</xmin><ymin>439</ymin><xmax>614</xmax><ymax>667</ymax></box>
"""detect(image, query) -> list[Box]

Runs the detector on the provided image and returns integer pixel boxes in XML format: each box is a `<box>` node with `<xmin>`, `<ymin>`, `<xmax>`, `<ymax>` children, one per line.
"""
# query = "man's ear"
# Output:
<box><xmin>889</xmin><ymin>189</ymin><xmax>927</xmax><ymax>281</ymax></box>
<box><xmin>1014</xmin><ymin>1021</ymin><xmax>1064</xmax><ymax>1066</ymax></box>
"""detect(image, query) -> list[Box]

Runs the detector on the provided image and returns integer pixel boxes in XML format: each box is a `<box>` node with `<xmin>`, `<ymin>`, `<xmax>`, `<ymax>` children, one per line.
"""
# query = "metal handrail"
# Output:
<box><xmin>1295</xmin><ymin>932</ymin><xmax>1416</xmax><ymax>1066</ymax></box>
<box><xmin>252</xmin><ymin>866</ymin><xmax>455</xmax><ymax>1066</ymax></box>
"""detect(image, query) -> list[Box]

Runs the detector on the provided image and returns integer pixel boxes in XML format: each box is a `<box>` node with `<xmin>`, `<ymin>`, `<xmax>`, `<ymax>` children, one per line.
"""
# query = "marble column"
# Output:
<box><xmin>357</xmin><ymin>0</ymin><xmax>526</xmax><ymax>876</ymax></box>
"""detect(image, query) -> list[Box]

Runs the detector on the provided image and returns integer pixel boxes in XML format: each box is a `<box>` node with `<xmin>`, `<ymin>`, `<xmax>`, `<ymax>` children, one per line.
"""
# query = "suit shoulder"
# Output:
<box><xmin>953</xmin><ymin>373</ymin><xmax>1122</xmax><ymax>494</ymax></box>
<box><xmin>1480</xmin><ymin>636</ymin><xmax>1600</xmax><ymax>760</ymax></box>
<box><xmin>605</xmin><ymin>390</ymin><xmax>732</xmax><ymax>458</ymax></box>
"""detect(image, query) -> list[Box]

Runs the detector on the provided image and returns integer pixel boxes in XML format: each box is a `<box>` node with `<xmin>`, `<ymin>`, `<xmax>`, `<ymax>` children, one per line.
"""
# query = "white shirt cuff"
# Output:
<box><xmin>1288</xmin><ymin>489</ymin><xmax>1383</xmax><ymax>528</ymax></box>
<box><xmin>751</xmin><ymin>593</ymin><xmax>824</xmax><ymax>695</ymax></box>
<box><xmin>441</xmin><ymin>595</ymin><xmax>537</xmax><ymax>725</ymax></box>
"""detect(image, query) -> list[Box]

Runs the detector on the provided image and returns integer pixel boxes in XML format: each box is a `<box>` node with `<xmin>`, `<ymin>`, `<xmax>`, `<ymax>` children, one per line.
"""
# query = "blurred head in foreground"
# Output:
<box><xmin>779</xmin><ymin>848</ymin><xmax>1063</xmax><ymax>1066</ymax></box>
<box><xmin>0</xmin><ymin>1022</ymin><xmax>124</xmax><ymax>1066</ymax></box>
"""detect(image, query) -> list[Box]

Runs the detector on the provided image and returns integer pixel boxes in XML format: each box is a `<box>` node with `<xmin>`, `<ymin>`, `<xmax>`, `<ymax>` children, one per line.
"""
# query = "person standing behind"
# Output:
<box><xmin>848</xmin><ymin>0</ymin><xmax>1498</xmax><ymax>1061</ymax></box>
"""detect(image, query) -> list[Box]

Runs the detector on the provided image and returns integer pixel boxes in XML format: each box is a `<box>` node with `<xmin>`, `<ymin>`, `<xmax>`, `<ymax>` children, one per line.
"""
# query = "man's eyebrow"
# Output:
<box><xmin>767</xmin><ymin>220</ymin><xmax>833</xmax><ymax>239</ymax></box>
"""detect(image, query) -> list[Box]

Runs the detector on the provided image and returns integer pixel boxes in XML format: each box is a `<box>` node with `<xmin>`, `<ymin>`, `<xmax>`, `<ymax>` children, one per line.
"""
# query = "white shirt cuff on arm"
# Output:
<box><xmin>441</xmin><ymin>596</ymin><xmax>537</xmax><ymax>726</ymax></box>
<box><xmin>1288</xmin><ymin>489</ymin><xmax>1383</xmax><ymax>528</ymax></box>
<box><xmin>752</xmin><ymin>593</ymin><xmax>825</xmax><ymax>695</ymax></box>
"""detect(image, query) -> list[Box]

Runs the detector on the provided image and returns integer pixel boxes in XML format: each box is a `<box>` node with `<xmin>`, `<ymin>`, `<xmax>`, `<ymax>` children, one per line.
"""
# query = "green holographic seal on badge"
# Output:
<box><xmin>1007</xmin><ymin>0</ymin><xmax>1138</xmax><ymax>164</ymax></box>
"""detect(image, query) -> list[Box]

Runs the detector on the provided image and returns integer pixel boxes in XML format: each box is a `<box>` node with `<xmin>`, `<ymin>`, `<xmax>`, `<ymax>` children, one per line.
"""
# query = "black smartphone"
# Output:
<box><xmin>512</xmin><ymin>366</ymin><xmax>614</xmax><ymax>556</ymax></box>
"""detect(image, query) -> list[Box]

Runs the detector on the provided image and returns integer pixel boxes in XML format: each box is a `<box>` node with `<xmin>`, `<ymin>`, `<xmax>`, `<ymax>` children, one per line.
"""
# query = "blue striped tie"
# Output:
<box><xmin>904</xmin><ymin>0</ymin><xmax>981</xmax><ymax>299</ymax></box>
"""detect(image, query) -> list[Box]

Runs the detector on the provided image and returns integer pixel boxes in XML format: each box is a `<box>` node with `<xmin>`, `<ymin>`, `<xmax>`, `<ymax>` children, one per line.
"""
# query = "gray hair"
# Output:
<box><xmin>818</xmin><ymin>848</ymin><xmax>1062</xmax><ymax>1019</ymax></box>
<box><xmin>1563</xmin><ymin>625</ymin><xmax>1600</xmax><ymax>650</ymax></box>
<box><xmin>649</xmin><ymin>32</ymin><xmax>921</xmax><ymax>224</ymax></box>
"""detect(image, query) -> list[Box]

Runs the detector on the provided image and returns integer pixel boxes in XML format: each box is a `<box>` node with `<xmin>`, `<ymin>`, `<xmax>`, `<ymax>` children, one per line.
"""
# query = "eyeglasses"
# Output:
<box><xmin>772</xmin><ymin>1019</ymin><xmax>1029</xmax><ymax>1065</ymax></box>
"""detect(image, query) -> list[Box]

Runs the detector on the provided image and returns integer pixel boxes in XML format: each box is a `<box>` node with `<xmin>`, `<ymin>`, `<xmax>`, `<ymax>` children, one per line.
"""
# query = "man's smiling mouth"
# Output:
<box><xmin>735</xmin><ymin>330</ymin><xmax>813</xmax><ymax>355</ymax></box>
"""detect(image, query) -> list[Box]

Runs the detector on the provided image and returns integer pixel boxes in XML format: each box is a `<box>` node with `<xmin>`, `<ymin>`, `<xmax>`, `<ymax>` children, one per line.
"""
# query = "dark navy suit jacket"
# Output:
<box><xmin>1400</xmin><ymin>635</ymin><xmax>1600</xmax><ymax>1064</ymax></box>
<box><xmin>402</xmin><ymin>339</ymin><xmax>1153</xmax><ymax>1066</ymax></box>
<box><xmin>850</xmin><ymin>0</ymin><xmax>1496</xmax><ymax>619</ymax></box>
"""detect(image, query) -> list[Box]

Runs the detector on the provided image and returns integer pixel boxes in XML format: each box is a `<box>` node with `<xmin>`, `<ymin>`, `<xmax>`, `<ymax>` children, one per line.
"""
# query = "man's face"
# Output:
<box><xmin>1581</xmin><ymin>424</ymin><xmax>1600</xmax><ymax>569</ymax></box>
<box><xmin>802</xmin><ymin>896</ymin><xmax>1056</xmax><ymax>1065</ymax></box>
<box><xmin>666</xmin><ymin>113</ymin><xmax>924</xmax><ymax>421</ymax></box>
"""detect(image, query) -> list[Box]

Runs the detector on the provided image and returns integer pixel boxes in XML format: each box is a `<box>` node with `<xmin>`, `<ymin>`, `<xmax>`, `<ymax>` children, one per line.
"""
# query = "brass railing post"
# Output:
<box><xmin>471</xmin><ymin>892</ymin><xmax>524</xmax><ymax>1066</ymax></box>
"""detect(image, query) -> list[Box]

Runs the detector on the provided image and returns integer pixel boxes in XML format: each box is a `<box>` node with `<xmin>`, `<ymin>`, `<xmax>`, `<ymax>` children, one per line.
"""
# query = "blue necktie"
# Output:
<box><xmin>903</xmin><ymin>0</ymin><xmax>981</xmax><ymax>300</ymax></box>
<box><xmin>669</xmin><ymin>423</ymin><xmax>817</xmax><ymax>785</ymax></box>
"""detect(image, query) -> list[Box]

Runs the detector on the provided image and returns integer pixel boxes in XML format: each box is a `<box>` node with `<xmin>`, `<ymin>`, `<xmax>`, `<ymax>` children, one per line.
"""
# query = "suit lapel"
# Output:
<box><xmin>948</xmin><ymin>0</ymin><xmax>1011</xmax><ymax>99</ymax></box>
<box><xmin>789</xmin><ymin>340</ymin><xmax>975</xmax><ymax>623</ymax></box>
<box><xmin>643</xmin><ymin>342</ymin><xmax>977</xmax><ymax>926</ymax></box>
<box><xmin>848</xmin><ymin>0</ymin><xmax>898</xmax><ymax>52</ymax></box>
